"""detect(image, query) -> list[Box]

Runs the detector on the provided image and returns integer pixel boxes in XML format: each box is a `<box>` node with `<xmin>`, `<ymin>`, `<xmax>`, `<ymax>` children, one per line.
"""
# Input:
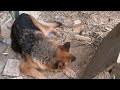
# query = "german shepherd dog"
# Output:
<box><xmin>11</xmin><ymin>13</ymin><xmax>76</xmax><ymax>79</ymax></box>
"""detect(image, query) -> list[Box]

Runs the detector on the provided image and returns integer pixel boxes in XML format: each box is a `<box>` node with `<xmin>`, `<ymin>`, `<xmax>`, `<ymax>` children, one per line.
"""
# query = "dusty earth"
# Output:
<box><xmin>0</xmin><ymin>11</ymin><xmax>120</xmax><ymax>79</ymax></box>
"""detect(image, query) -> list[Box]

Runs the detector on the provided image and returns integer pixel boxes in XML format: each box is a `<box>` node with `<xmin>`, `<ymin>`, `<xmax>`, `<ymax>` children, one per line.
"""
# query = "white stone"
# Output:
<box><xmin>55</xmin><ymin>15</ymin><xmax>59</xmax><ymax>19</ymax></box>
<box><xmin>75</xmin><ymin>35</ymin><xmax>91</xmax><ymax>42</ymax></box>
<box><xmin>117</xmin><ymin>52</ymin><xmax>120</xmax><ymax>63</ymax></box>
<box><xmin>74</xmin><ymin>19</ymin><xmax>81</xmax><ymax>25</ymax></box>
<box><xmin>9</xmin><ymin>76</ymin><xmax>23</xmax><ymax>79</ymax></box>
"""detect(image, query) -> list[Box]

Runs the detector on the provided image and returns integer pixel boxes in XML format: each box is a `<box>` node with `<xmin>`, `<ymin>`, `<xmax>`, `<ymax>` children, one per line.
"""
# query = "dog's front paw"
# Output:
<box><xmin>63</xmin><ymin>67</ymin><xmax>76</xmax><ymax>79</ymax></box>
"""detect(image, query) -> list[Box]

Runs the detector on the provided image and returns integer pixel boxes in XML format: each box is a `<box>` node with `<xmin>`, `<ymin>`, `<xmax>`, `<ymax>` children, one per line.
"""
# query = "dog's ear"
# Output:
<box><xmin>59</xmin><ymin>42</ymin><xmax>70</xmax><ymax>52</ymax></box>
<box><xmin>63</xmin><ymin>42</ymin><xmax>70</xmax><ymax>52</ymax></box>
<box><xmin>54</xmin><ymin>61</ymin><xmax>65</xmax><ymax>69</ymax></box>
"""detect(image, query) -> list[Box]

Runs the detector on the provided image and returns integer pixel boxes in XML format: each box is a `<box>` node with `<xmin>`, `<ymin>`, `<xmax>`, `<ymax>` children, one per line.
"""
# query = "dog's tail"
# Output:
<box><xmin>29</xmin><ymin>14</ymin><xmax>62</xmax><ymax>28</ymax></box>
<box><xmin>29</xmin><ymin>14</ymin><xmax>62</xmax><ymax>37</ymax></box>
<box><xmin>38</xmin><ymin>20</ymin><xmax>62</xmax><ymax>28</ymax></box>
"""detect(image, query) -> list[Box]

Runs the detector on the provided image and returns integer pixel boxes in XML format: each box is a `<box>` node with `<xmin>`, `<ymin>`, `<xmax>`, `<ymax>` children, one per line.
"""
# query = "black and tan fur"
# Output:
<box><xmin>11</xmin><ymin>13</ymin><xmax>76</xmax><ymax>79</ymax></box>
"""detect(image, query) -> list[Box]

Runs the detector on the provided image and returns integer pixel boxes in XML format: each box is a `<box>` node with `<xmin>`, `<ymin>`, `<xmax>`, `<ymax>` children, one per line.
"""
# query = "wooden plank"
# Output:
<box><xmin>82</xmin><ymin>22</ymin><xmax>120</xmax><ymax>79</ymax></box>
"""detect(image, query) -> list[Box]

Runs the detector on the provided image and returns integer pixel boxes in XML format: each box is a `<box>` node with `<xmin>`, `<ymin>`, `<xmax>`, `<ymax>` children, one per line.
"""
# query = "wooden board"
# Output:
<box><xmin>82</xmin><ymin>22</ymin><xmax>120</xmax><ymax>79</ymax></box>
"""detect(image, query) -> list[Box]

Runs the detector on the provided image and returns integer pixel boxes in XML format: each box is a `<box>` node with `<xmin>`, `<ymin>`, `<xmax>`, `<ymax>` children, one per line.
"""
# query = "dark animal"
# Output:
<box><xmin>11</xmin><ymin>13</ymin><xmax>76</xmax><ymax>79</ymax></box>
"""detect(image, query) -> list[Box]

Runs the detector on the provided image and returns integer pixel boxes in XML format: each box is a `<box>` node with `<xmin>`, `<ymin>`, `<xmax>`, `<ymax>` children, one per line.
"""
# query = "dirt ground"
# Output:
<box><xmin>0</xmin><ymin>11</ymin><xmax>120</xmax><ymax>79</ymax></box>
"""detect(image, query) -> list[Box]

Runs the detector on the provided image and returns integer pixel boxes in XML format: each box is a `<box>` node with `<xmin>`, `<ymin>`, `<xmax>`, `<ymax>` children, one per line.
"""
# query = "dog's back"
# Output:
<box><xmin>11</xmin><ymin>13</ymin><xmax>58</xmax><ymax>62</ymax></box>
<box><xmin>11</xmin><ymin>13</ymin><xmax>38</xmax><ymax>53</ymax></box>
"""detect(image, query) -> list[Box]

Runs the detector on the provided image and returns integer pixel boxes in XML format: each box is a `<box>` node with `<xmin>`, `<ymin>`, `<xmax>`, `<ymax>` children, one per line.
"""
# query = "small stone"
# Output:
<box><xmin>2</xmin><ymin>39</ymin><xmax>11</xmax><ymax>45</ymax></box>
<box><xmin>74</xmin><ymin>19</ymin><xmax>81</xmax><ymax>25</ymax></box>
<box><xmin>8</xmin><ymin>76</ymin><xmax>23</xmax><ymax>79</ymax></box>
<box><xmin>3</xmin><ymin>52</ymin><xmax>9</xmax><ymax>55</ymax></box>
<box><xmin>117</xmin><ymin>52</ymin><xmax>120</xmax><ymax>63</ymax></box>
<box><xmin>75</xmin><ymin>35</ymin><xmax>91</xmax><ymax>42</ymax></box>
<box><xmin>63</xmin><ymin>19</ymin><xmax>73</xmax><ymax>26</ymax></box>
<box><xmin>73</xmin><ymin>27</ymin><xmax>81</xmax><ymax>34</ymax></box>
<box><xmin>55</xmin><ymin>15</ymin><xmax>59</xmax><ymax>19</ymax></box>
<box><xmin>3</xmin><ymin>46</ymin><xmax>10</xmax><ymax>55</ymax></box>
<box><xmin>105</xmin><ymin>26</ymin><xmax>112</xmax><ymax>31</ymax></box>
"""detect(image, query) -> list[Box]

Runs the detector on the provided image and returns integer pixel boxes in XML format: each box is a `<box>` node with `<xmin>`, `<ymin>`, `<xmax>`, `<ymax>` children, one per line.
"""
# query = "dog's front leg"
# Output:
<box><xmin>63</xmin><ymin>67</ymin><xmax>77</xmax><ymax>79</ymax></box>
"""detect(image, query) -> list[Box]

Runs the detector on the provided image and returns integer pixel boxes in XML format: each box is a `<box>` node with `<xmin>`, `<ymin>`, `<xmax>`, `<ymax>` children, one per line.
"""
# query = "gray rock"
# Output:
<box><xmin>2</xmin><ymin>59</ymin><xmax>21</xmax><ymax>77</ymax></box>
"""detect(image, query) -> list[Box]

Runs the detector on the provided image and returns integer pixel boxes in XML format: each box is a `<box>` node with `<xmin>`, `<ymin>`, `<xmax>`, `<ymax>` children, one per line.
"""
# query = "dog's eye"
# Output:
<box><xmin>55</xmin><ymin>61</ymin><xmax>65</xmax><ymax>69</ymax></box>
<box><xmin>58</xmin><ymin>62</ymin><xmax>65</xmax><ymax>68</ymax></box>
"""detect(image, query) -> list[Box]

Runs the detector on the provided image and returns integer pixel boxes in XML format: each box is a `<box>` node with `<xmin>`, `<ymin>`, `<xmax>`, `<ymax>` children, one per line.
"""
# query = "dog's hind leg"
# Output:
<box><xmin>20</xmin><ymin>61</ymin><xmax>47</xmax><ymax>79</ymax></box>
<box><xmin>20</xmin><ymin>55</ymin><xmax>47</xmax><ymax>79</ymax></box>
<box><xmin>29</xmin><ymin>15</ymin><xmax>62</xmax><ymax>37</ymax></box>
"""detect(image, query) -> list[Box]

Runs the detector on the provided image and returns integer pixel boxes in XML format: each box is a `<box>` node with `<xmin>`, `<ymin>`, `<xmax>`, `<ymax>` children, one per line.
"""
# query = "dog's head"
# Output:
<box><xmin>53</xmin><ymin>42</ymin><xmax>76</xmax><ymax>69</ymax></box>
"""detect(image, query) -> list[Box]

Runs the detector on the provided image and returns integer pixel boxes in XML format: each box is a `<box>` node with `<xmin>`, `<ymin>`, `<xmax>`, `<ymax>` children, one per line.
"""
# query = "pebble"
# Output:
<box><xmin>74</xmin><ymin>19</ymin><xmax>81</xmax><ymax>25</ymax></box>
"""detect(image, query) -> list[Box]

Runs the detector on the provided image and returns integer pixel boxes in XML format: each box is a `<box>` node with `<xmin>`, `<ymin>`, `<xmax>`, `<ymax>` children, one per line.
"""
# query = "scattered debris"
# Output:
<box><xmin>93</xmin><ymin>71</ymin><xmax>112</xmax><ymax>79</ymax></box>
<box><xmin>109</xmin><ymin>64</ymin><xmax>120</xmax><ymax>79</ymax></box>
<box><xmin>6</xmin><ymin>76</ymin><xmax>23</xmax><ymax>79</ymax></box>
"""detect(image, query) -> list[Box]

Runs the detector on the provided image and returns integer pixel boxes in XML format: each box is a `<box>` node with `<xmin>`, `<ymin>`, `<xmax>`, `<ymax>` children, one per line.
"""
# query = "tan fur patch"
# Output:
<box><xmin>29</xmin><ymin>15</ymin><xmax>51</xmax><ymax>36</ymax></box>
<box><xmin>56</xmin><ymin>47</ymin><xmax>71</xmax><ymax>66</ymax></box>
<box><xmin>20</xmin><ymin>55</ymin><xmax>47</xmax><ymax>79</ymax></box>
